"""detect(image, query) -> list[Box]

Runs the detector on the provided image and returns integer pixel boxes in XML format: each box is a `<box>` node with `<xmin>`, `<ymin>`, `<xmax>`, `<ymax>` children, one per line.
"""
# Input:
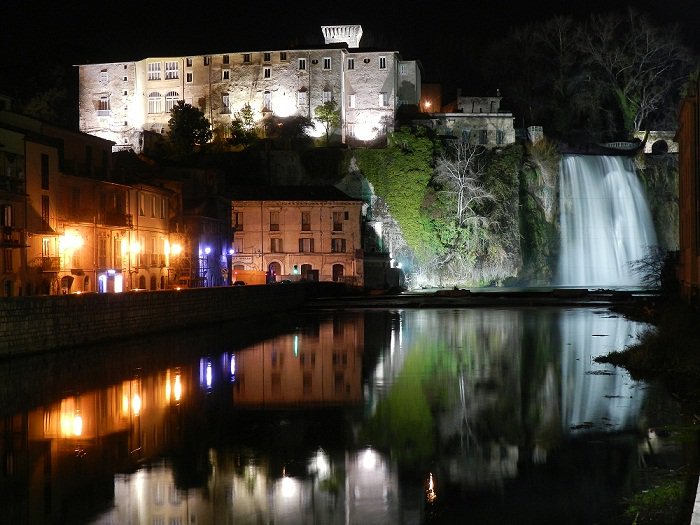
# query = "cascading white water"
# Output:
<box><xmin>558</xmin><ymin>155</ymin><xmax>657</xmax><ymax>288</ymax></box>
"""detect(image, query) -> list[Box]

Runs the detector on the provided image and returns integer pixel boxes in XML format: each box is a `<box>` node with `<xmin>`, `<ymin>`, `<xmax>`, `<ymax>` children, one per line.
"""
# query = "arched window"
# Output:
<box><xmin>138</xmin><ymin>275</ymin><xmax>146</xmax><ymax>289</ymax></box>
<box><xmin>165</xmin><ymin>91</ymin><xmax>180</xmax><ymax>112</ymax></box>
<box><xmin>148</xmin><ymin>92</ymin><xmax>162</xmax><ymax>114</ymax></box>
<box><xmin>150</xmin><ymin>275</ymin><xmax>157</xmax><ymax>290</ymax></box>
<box><xmin>268</xmin><ymin>261</ymin><xmax>281</xmax><ymax>277</ymax></box>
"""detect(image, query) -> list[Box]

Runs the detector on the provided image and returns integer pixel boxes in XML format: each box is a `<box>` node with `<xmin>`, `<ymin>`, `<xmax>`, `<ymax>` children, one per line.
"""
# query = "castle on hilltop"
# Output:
<box><xmin>77</xmin><ymin>25</ymin><xmax>422</xmax><ymax>152</ymax></box>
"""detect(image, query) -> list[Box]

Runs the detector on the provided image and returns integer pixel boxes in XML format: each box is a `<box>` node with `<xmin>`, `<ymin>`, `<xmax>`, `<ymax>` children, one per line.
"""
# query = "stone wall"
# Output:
<box><xmin>0</xmin><ymin>285</ymin><xmax>307</xmax><ymax>357</ymax></box>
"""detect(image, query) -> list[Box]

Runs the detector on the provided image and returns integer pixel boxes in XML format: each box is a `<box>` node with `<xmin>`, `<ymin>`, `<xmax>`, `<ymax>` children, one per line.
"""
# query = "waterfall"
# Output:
<box><xmin>558</xmin><ymin>155</ymin><xmax>657</xmax><ymax>288</ymax></box>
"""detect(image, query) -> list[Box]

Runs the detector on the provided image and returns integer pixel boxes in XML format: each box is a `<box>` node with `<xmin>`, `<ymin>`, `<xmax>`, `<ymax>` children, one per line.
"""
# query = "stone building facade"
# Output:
<box><xmin>77</xmin><ymin>25</ymin><xmax>421</xmax><ymax>152</ymax></box>
<box><xmin>230</xmin><ymin>186</ymin><xmax>363</xmax><ymax>286</ymax></box>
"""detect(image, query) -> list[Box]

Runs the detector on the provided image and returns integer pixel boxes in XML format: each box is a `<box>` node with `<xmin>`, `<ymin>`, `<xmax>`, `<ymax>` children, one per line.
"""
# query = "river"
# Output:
<box><xmin>0</xmin><ymin>306</ymin><xmax>686</xmax><ymax>524</ymax></box>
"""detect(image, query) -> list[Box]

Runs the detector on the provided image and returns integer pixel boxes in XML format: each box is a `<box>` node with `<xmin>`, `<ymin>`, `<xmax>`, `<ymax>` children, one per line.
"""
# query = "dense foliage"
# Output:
<box><xmin>167</xmin><ymin>101</ymin><xmax>213</xmax><ymax>153</ymax></box>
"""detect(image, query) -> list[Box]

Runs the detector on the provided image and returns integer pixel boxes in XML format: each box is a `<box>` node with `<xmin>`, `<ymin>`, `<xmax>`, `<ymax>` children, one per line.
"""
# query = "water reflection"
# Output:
<box><xmin>0</xmin><ymin>308</ymin><xmax>679</xmax><ymax>525</ymax></box>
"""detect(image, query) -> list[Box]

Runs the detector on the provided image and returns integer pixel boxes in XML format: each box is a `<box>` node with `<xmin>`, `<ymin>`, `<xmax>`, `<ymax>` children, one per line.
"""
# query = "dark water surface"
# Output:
<box><xmin>0</xmin><ymin>307</ymin><xmax>686</xmax><ymax>524</ymax></box>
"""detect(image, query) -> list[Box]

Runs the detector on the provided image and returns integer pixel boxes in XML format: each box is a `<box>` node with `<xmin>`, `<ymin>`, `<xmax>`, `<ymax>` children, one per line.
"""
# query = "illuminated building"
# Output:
<box><xmin>77</xmin><ymin>25</ymin><xmax>422</xmax><ymax>152</ymax></box>
<box><xmin>230</xmin><ymin>185</ymin><xmax>364</xmax><ymax>285</ymax></box>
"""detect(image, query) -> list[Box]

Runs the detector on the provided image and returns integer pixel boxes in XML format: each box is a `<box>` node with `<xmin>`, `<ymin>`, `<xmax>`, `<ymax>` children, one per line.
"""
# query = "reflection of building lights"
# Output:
<box><xmin>204</xmin><ymin>246</ymin><xmax>211</xmax><ymax>255</ymax></box>
<box><xmin>72</xmin><ymin>413</ymin><xmax>83</xmax><ymax>436</ymax></box>
<box><xmin>132</xmin><ymin>394</ymin><xmax>142</xmax><ymax>416</ymax></box>
<box><xmin>280</xmin><ymin>474</ymin><xmax>298</xmax><ymax>498</ymax></box>
<box><xmin>230</xmin><ymin>355</ymin><xmax>236</xmax><ymax>377</ymax></box>
<box><xmin>173</xmin><ymin>374</ymin><xmax>182</xmax><ymax>401</ymax></box>
<box><xmin>426</xmin><ymin>472</ymin><xmax>437</xmax><ymax>504</ymax></box>
<box><xmin>360</xmin><ymin>448</ymin><xmax>378</xmax><ymax>470</ymax></box>
<box><xmin>206</xmin><ymin>362</ymin><xmax>212</xmax><ymax>388</ymax></box>
<box><xmin>309</xmin><ymin>448</ymin><xmax>330</xmax><ymax>479</ymax></box>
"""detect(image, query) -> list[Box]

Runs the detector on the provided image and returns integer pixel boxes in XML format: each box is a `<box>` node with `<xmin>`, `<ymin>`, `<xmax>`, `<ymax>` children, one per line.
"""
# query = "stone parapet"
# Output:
<box><xmin>0</xmin><ymin>285</ymin><xmax>307</xmax><ymax>357</ymax></box>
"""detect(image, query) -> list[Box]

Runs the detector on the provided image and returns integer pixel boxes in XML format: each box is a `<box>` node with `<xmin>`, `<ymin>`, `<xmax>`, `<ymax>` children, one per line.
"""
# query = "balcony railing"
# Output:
<box><xmin>41</xmin><ymin>257</ymin><xmax>61</xmax><ymax>272</ymax></box>
<box><xmin>1</xmin><ymin>227</ymin><xmax>22</xmax><ymax>247</ymax></box>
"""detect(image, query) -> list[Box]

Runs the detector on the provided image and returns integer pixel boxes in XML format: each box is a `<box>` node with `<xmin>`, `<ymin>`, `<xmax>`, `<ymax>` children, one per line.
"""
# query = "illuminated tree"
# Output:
<box><xmin>229</xmin><ymin>103</ymin><xmax>258</xmax><ymax>146</ymax></box>
<box><xmin>313</xmin><ymin>100</ymin><xmax>340</xmax><ymax>145</ymax></box>
<box><xmin>168</xmin><ymin>101</ymin><xmax>212</xmax><ymax>152</ymax></box>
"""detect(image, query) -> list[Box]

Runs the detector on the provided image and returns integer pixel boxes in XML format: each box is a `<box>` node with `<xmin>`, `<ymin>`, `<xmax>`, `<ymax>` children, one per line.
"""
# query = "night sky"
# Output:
<box><xmin>2</xmin><ymin>0</ymin><xmax>698</xmax><ymax>100</ymax></box>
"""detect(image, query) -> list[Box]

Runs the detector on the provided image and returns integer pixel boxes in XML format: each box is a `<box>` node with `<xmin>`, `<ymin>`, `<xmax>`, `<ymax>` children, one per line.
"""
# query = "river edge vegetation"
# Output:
<box><xmin>597</xmin><ymin>288</ymin><xmax>700</xmax><ymax>524</ymax></box>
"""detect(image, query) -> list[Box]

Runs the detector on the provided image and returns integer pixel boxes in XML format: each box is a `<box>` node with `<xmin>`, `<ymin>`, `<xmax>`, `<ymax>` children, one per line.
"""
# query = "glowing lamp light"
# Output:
<box><xmin>59</xmin><ymin>232</ymin><xmax>84</xmax><ymax>251</ymax></box>
<box><xmin>130</xmin><ymin>241</ymin><xmax>141</xmax><ymax>254</ymax></box>
<box><xmin>170</xmin><ymin>242</ymin><xmax>183</xmax><ymax>256</ymax></box>
<box><xmin>306</xmin><ymin>121</ymin><xmax>325</xmax><ymax>138</ymax></box>
<box><xmin>354</xmin><ymin>113</ymin><xmax>382</xmax><ymax>141</ymax></box>
<box><xmin>204</xmin><ymin>246</ymin><xmax>211</xmax><ymax>255</ymax></box>
<box><xmin>360</xmin><ymin>448</ymin><xmax>378</xmax><ymax>470</ymax></box>
<box><xmin>72</xmin><ymin>413</ymin><xmax>83</xmax><ymax>437</ymax></box>
<box><xmin>272</xmin><ymin>96</ymin><xmax>297</xmax><ymax>118</ymax></box>
<box><xmin>173</xmin><ymin>374</ymin><xmax>182</xmax><ymax>402</ymax></box>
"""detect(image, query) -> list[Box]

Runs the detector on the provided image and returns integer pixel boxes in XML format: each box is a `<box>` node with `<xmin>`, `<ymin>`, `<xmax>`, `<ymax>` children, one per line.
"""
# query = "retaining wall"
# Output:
<box><xmin>0</xmin><ymin>285</ymin><xmax>307</xmax><ymax>357</ymax></box>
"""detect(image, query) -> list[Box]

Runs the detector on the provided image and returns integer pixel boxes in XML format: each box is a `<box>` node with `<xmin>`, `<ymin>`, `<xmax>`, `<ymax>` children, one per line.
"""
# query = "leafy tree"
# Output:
<box><xmin>227</xmin><ymin>103</ymin><xmax>258</xmax><ymax>147</ymax></box>
<box><xmin>579</xmin><ymin>9</ymin><xmax>694</xmax><ymax>135</ymax></box>
<box><xmin>313</xmin><ymin>100</ymin><xmax>340</xmax><ymax>145</ymax></box>
<box><xmin>168</xmin><ymin>101</ymin><xmax>212</xmax><ymax>153</ymax></box>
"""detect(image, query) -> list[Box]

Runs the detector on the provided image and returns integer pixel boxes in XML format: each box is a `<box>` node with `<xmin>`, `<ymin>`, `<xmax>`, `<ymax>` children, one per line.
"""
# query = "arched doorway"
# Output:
<box><xmin>138</xmin><ymin>275</ymin><xmax>146</xmax><ymax>289</ymax></box>
<box><xmin>268</xmin><ymin>261</ymin><xmax>281</xmax><ymax>282</ymax></box>
<box><xmin>332</xmin><ymin>264</ymin><xmax>344</xmax><ymax>282</ymax></box>
<box><xmin>150</xmin><ymin>275</ymin><xmax>157</xmax><ymax>290</ymax></box>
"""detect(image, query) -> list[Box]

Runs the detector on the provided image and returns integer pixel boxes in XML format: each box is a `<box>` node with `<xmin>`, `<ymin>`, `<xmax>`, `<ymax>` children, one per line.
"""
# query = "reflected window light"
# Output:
<box><xmin>280</xmin><ymin>474</ymin><xmax>298</xmax><ymax>499</ymax></box>
<box><xmin>200</xmin><ymin>358</ymin><xmax>213</xmax><ymax>390</ymax></box>
<box><xmin>165</xmin><ymin>369</ymin><xmax>172</xmax><ymax>401</ymax></box>
<box><xmin>173</xmin><ymin>373</ymin><xmax>182</xmax><ymax>402</ymax></box>
<box><xmin>230</xmin><ymin>354</ymin><xmax>237</xmax><ymax>378</ymax></box>
<box><xmin>72</xmin><ymin>413</ymin><xmax>83</xmax><ymax>437</ymax></box>
<box><xmin>294</xmin><ymin>335</ymin><xmax>299</xmax><ymax>357</ymax></box>
<box><xmin>132</xmin><ymin>394</ymin><xmax>141</xmax><ymax>416</ymax></box>
<box><xmin>360</xmin><ymin>448</ymin><xmax>378</xmax><ymax>470</ymax></box>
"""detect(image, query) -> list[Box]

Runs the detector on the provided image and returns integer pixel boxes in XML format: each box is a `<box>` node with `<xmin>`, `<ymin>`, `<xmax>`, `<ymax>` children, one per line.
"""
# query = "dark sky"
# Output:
<box><xmin>2</xmin><ymin>0</ymin><xmax>698</xmax><ymax>98</ymax></box>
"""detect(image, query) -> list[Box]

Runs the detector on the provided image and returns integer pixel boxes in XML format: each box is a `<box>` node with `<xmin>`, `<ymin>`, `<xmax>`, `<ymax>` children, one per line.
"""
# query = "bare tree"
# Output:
<box><xmin>580</xmin><ymin>9</ymin><xmax>693</xmax><ymax>134</ymax></box>
<box><xmin>434</xmin><ymin>140</ymin><xmax>494</xmax><ymax>228</ymax></box>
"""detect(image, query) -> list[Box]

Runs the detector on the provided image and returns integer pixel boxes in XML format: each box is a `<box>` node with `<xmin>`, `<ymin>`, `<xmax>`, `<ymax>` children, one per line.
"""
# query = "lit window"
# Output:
<box><xmin>298</xmin><ymin>58</ymin><xmax>306</xmax><ymax>70</ymax></box>
<box><xmin>331</xmin><ymin>238</ymin><xmax>346</xmax><ymax>253</ymax></box>
<box><xmin>165</xmin><ymin>91</ymin><xmax>179</xmax><ymax>112</ymax></box>
<box><xmin>299</xmin><ymin>238</ymin><xmax>314</xmax><ymax>253</ymax></box>
<box><xmin>379</xmin><ymin>56</ymin><xmax>387</xmax><ymax>70</ymax></box>
<box><xmin>347</xmin><ymin>58</ymin><xmax>355</xmax><ymax>70</ymax></box>
<box><xmin>263</xmin><ymin>67</ymin><xmax>271</xmax><ymax>79</ymax></box>
<box><xmin>323</xmin><ymin>57</ymin><xmax>331</xmax><ymax>70</ymax></box>
<box><xmin>165</xmin><ymin>61</ymin><xmax>179</xmax><ymax>80</ymax></box>
<box><xmin>148</xmin><ymin>92</ymin><xmax>162</xmax><ymax>113</ymax></box>
<box><xmin>147</xmin><ymin>62</ymin><xmax>161</xmax><ymax>80</ymax></box>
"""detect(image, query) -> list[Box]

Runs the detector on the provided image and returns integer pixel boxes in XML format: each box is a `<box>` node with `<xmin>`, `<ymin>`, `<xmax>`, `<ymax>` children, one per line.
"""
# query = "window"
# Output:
<box><xmin>243</xmin><ymin>53</ymin><xmax>251</xmax><ymax>63</ymax></box>
<box><xmin>263</xmin><ymin>67</ymin><xmax>271</xmax><ymax>79</ymax></box>
<box><xmin>279</xmin><ymin>51</ymin><xmax>287</xmax><ymax>61</ymax></box>
<box><xmin>299</xmin><ymin>238</ymin><xmax>315</xmax><ymax>253</ymax></box>
<box><xmin>347</xmin><ymin>58</ymin><xmax>355</xmax><ymax>70</ymax></box>
<box><xmin>186</xmin><ymin>72</ymin><xmax>192</xmax><ymax>83</ymax></box>
<box><xmin>348</xmin><ymin>94</ymin><xmax>356</xmax><ymax>108</ymax></box>
<box><xmin>98</xmin><ymin>95</ymin><xmax>110</xmax><ymax>115</ymax></box>
<box><xmin>331</xmin><ymin>238</ymin><xmax>347</xmax><ymax>253</ymax></box>
<box><xmin>186</xmin><ymin>57</ymin><xmax>193</xmax><ymax>67</ymax></box>
<box><xmin>1</xmin><ymin>205</ymin><xmax>13</xmax><ymax>227</ymax></box>
<box><xmin>147</xmin><ymin>62</ymin><xmax>161</xmax><ymax>80</ymax></box>
<box><xmin>332</xmin><ymin>211</ymin><xmax>345</xmax><ymax>231</ymax></box>
<box><xmin>478</xmin><ymin>129</ymin><xmax>488</xmax><ymax>144</ymax></box>
<box><xmin>496</xmin><ymin>129</ymin><xmax>505</xmax><ymax>145</ymax></box>
<box><xmin>148</xmin><ymin>92</ymin><xmax>162</xmax><ymax>113</ymax></box>
<box><xmin>165</xmin><ymin>91</ymin><xmax>179</xmax><ymax>112</ymax></box>
<box><xmin>297</xmin><ymin>90</ymin><xmax>308</xmax><ymax>105</ymax></box>
<box><xmin>221</xmin><ymin>92</ymin><xmax>230</xmax><ymax>113</ymax></box>
<box><xmin>98</xmin><ymin>236</ymin><xmax>107</xmax><ymax>268</ymax></box>
<box><xmin>99</xmin><ymin>69</ymin><xmax>108</xmax><ymax>83</ymax></box>
<box><xmin>298</xmin><ymin>58</ymin><xmax>306</xmax><ymax>70</ymax></box>
<box><xmin>379</xmin><ymin>92</ymin><xmax>389</xmax><ymax>107</ymax></box>
<box><xmin>263</xmin><ymin>52</ymin><xmax>271</xmax><ymax>62</ymax></box>
<box><xmin>41</xmin><ymin>196</ymin><xmax>49</xmax><ymax>229</ymax></box>
<box><xmin>379</xmin><ymin>56</ymin><xmax>387</xmax><ymax>70</ymax></box>
<box><xmin>41</xmin><ymin>154</ymin><xmax>49</xmax><ymax>189</ymax></box>
<box><xmin>139</xmin><ymin>193</ymin><xmax>145</xmax><ymax>216</ymax></box>
<box><xmin>151</xmin><ymin>195</ymin><xmax>156</xmax><ymax>217</ymax></box>
<box><xmin>222</xmin><ymin>69</ymin><xmax>230</xmax><ymax>80</ymax></box>
<box><xmin>42</xmin><ymin>238</ymin><xmax>50</xmax><ymax>257</ymax></box>
<box><xmin>269</xmin><ymin>211</ymin><xmax>279</xmax><ymax>231</ymax></box>
<box><xmin>204</xmin><ymin>56</ymin><xmax>211</xmax><ymax>66</ymax></box>
<box><xmin>233</xmin><ymin>212</ymin><xmax>243</xmax><ymax>230</ymax></box>
<box><xmin>4</xmin><ymin>249</ymin><xmax>13</xmax><ymax>273</ymax></box>
<box><xmin>160</xmin><ymin>197</ymin><xmax>167</xmax><ymax>218</ymax></box>
<box><xmin>263</xmin><ymin>91</ymin><xmax>271</xmax><ymax>111</ymax></box>
<box><xmin>270</xmin><ymin>238</ymin><xmax>283</xmax><ymax>252</ymax></box>
<box><xmin>301</xmin><ymin>211</ymin><xmax>311</xmax><ymax>231</ymax></box>
<box><xmin>347</xmin><ymin>123</ymin><xmax>355</xmax><ymax>137</ymax></box>
<box><xmin>322</xmin><ymin>90</ymin><xmax>332</xmax><ymax>103</ymax></box>
<box><xmin>165</xmin><ymin>61</ymin><xmax>179</xmax><ymax>79</ymax></box>
<box><xmin>222</xmin><ymin>54</ymin><xmax>229</xmax><ymax>64</ymax></box>
<box><xmin>400</xmin><ymin>63</ymin><xmax>407</xmax><ymax>75</ymax></box>
<box><xmin>322</xmin><ymin>57</ymin><xmax>331</xmax><ymax>70</ymax></box>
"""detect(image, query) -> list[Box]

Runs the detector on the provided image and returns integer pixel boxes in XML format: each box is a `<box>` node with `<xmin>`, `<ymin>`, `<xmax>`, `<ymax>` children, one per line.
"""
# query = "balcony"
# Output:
<box><xmin>41</xmin><ymin>257</ymin><xmax>61</xmax><ymax>272</ymax></box>
<box><xmin>1</xmin><ymin>227</ymin><xmax>22</xmax><ymax>247</ymax></box>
